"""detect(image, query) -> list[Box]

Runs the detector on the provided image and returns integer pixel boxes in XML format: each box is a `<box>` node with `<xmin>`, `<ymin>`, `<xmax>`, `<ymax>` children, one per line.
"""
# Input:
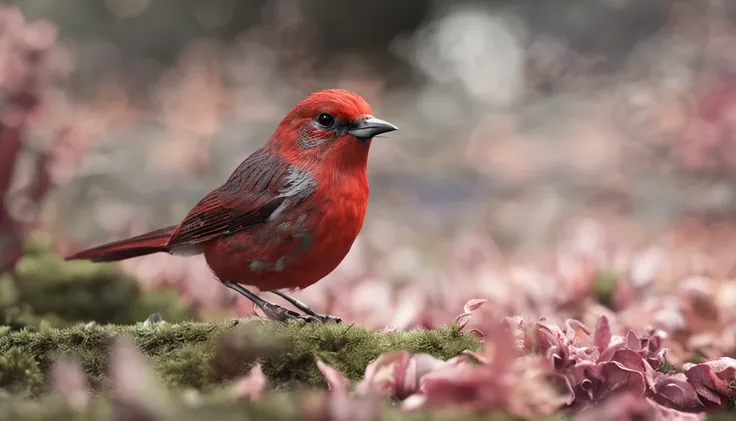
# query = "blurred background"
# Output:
<box><xmin>4</xmin><ymin>0</ymin><xmax>736</xmax><ymax>335</ymax></box>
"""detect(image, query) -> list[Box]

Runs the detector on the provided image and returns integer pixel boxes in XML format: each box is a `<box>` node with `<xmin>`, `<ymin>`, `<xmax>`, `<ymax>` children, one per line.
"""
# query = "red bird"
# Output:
<box><xmin>65</xmin><ymin>89</ymin><xmax>398</xmax><ymax>323</ymax></box>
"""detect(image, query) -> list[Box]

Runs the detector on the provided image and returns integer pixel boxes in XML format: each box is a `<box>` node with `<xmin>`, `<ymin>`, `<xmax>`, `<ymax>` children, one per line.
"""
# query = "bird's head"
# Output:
<box><xmin>270</xmin><ymin>89</ymin><xmax>398</xmax><ymax>172</ymax></box>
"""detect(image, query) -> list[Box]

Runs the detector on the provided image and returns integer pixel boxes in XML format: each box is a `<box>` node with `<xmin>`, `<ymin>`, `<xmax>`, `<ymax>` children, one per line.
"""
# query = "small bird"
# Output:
<box><xmin>65</xmin><ymin>89</ymin><xmax>398</xmax><ymax>323</ymax></box>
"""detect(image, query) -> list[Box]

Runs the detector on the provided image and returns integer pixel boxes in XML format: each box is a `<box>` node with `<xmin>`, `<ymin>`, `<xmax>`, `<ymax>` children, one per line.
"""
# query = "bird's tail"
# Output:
<box><xmin>64</xmin><ymin>225</ymin><xmax>178</xmax><ymax>262</ymax></box>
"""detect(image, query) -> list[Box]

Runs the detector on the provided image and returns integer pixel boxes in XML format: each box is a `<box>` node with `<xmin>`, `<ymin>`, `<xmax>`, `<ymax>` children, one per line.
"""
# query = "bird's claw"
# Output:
<box><xmin>262</xmin><ymin>303</ymin><xmax>320</xmax><ymax>324</ymax></box>
<box><xmin>266</xmin><ymin>289</ymin><xmax>343</xmax><ymax>324</ymax></box>
<box><xmin>260</xmin><ymin>303</ymin><xmax>342</xmax><ymax>324</ymax></box>
<box><xmin>316</xmin><ymin>314</ymin><xmax>342</xmax><ymax>324</ymax></box>
<box><xmin>297</xmin><ymin>315</ymin><xmax>321</xmax><ymax>324</ymax></box>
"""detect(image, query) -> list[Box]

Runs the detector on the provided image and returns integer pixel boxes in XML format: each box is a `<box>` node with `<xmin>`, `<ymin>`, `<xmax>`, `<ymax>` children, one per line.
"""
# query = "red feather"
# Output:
<box><xmin>65</xmin><ymin>151</ymin><xmax>314</xmax><ymax>264</ymax></box>
<box><xmin>167</xmin><ymin>150</ymin><xmax>298</xmax><ymax>247</ymax></box>
<box><xmin>64</xmin><ymin>225</ymin><xmax>176</xmax><ymax>262</ymax></box>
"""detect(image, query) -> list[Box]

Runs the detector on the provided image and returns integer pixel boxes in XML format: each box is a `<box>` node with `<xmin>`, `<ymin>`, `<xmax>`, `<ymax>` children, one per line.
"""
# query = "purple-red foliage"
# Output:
<box><xmin>308</xmin><ymin>301</ymin><xmax>736</xmax><ymax>420</ymax></box>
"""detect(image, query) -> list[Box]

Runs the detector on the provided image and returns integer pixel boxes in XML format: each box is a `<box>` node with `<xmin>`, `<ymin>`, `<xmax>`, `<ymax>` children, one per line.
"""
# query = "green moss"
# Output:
<box><xmin>3</xmin><ymin>395</ymin><xmax>115</xmax><ymax>421</ymax></box>
<box><xmin>1</xmin><ymin>235</ymin><xmax>196</xmax><ymax>330</ymax></box>
<box><xmin>0</xmin><ymin>347</ymin><xmax>45</xmax><ymax>398</ymax></box>
<box><xmin>689</xmin><ymin>350</ymin><xmax>708</xmax><ymax>365</ymax></box>
<box><xmin>158</xmin><ymin>344</ymin><xmax>214</xmax><ymax>391</ymax></box>
<box><xmin>13</xmin><ymin>255</ymin><xmax>139</xmax><ymax>324</ymax></box>
<box><xmin>711</xmin><ymin>411</ymin><xmax>736</xmax><ymax>421</ymax></box>
<box><xmin>657</xmin><ymin>358</ymin><xmax>677</xmax><ymax>374</ymax></box>
<box><xmin>592</xmin><ymin>270</ymin><xmax>618</xmax><ymax>308</ymax></box>
<box><xmin>0</xmin><ymin>319</ymin><xmax>481</xmax><ymax>393</ymax></box>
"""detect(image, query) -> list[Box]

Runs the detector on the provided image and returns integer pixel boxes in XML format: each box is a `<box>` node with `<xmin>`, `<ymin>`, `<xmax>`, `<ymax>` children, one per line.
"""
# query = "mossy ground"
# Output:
<box><xmin>0</xmin><ymin>392</ymin><xmax>568</xmax><ymax>421</ymax></box>
<box><xmin>0</xmin><ymin>319</ymin><xmax>492</xmax><ymax>421</ymax></box>
<box><xmin>0</xmin><ymin>318</ymin><xmax>481</xmax><ymax>394</ymax></box>
<box><xmin>2</xmin><ymin>237</ymin><xmax>733</xmax><ymax>420</ymax></box>
<box><xmin>2</xmin><ymin>391</ymin><xmax>734</xmax><ymax>421</ymax></box>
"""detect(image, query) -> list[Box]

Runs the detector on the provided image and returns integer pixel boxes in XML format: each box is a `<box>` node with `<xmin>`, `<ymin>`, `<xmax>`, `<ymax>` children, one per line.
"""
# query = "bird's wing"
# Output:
<box><xmin>166</xmin><ymin>151</ymin><xmax>315</xmax><ymax>247</ymax></box>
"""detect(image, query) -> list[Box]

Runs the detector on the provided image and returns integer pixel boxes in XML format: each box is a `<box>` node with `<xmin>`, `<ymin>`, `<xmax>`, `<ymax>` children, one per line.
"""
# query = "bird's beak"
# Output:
<box><xmin>348</xmin><ymin>116</ymin><xmax>399</xmax><ymax>140</ymax></box>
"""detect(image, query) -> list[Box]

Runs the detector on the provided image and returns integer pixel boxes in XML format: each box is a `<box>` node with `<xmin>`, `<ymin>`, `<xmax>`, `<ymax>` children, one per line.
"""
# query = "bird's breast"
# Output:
<box><xmin>205</xmin><ymin>172</ymin><xmax>369</xmax><ymax>290</ymax></box>
<box><xmin>315</xmin><ymin>177</ymin><xmax>368</xmax><ymax>244</ymax></box>
<box><xmin>274</xmin><ymin>171</ymin><xmax>369</xmax><ymax>285</ymax></box>
<box><xmin>306</xmin><ymin>173</ymin><xmax>369</xmax><ymax>262</ymax></box>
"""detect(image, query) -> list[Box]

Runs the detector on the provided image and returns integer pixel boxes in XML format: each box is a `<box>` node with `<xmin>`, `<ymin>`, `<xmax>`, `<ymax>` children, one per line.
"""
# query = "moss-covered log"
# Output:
<box><xmin>0</xmin><ymin>319</ymin><xmax>481</xmax><ymax>394</ymax></box>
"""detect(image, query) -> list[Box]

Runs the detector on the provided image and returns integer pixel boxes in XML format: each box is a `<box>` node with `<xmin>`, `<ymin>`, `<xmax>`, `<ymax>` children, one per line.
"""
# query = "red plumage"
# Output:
<box><xmin>66</xmin><ymin>225</ymin><xmax>176</xmax><ymax>262</ymax></box>
<box><xmin>64</xmin><ymin>89</ymin><xmax>398</xmax><ymax>323</ymax></box>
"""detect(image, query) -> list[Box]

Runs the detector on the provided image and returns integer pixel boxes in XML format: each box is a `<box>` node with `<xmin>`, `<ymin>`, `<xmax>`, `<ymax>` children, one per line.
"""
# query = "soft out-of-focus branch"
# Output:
<box><xmin>0</xmin><ymin>125</ymin><xmax>23</xmax><ymax>272</ymax></box>
<box><xmin>0</xmin><ymin>6</ymin><xmax>68</xmax><ymax>273</ymax></box>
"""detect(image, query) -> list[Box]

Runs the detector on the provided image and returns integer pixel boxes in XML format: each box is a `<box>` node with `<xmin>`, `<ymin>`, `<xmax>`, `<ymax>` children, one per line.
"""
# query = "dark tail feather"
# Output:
<box><xmin>64</xmin><ymin>225</ymin><xmax>178</xmax><ymax>262</ymax></box>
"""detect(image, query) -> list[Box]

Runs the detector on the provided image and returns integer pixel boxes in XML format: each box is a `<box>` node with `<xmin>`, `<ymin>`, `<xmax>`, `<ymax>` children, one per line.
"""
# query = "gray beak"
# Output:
<box><xmin>348</xmin><ymin>116</ymin><xmax>399</xmax><ymax>140</ymax></box>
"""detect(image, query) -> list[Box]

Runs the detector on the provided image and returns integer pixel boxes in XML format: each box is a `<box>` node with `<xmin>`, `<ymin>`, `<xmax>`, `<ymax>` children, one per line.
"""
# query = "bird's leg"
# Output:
<box><xmin>270</xmin><ymin>289</ymin><xmax>342</xmax><ymax>324</ymax></box>
<box><xmin>224</xmin><ymin>281</ymin><xmax>319</xmax><ymax>323</ymax></box>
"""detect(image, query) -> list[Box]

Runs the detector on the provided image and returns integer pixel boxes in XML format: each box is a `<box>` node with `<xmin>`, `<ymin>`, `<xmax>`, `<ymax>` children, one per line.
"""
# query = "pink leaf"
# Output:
<box><xmin>401</xmin><ymin>394</ymin><xmax>428</xmax><ymax>411</ymax></box>
<box><xmin>230</xmin><ymin>363</ymin><xmax>267</xmax><ymax>400</ymax></box>
<box><xmin>412</xmin><ymin>354</ymin><xmax>447</xmax><ymax>380</ymax></box>
<box><xmin>469</xmin><ymin>328</ymin><xmax>484</xmax><ymax>338</ymax></box>
<box><xmin>316</xmin><ymin>360</ymin><xmax>348</xmax><ymax>395</ymax></box>
<box><xmin>653</xmin><ymin>373</ymin><xmax>703</xmax><ymax>410</ymax></box>
<box><xmin>565</xmin><ymin>319</ymin><xmax>591</xmax><ymax>340</ymax></box>
<box><xmin>609</xmin><ymin>349</ymin><xmax>647</xmax><ymax>372</ymax></box>
<box><xmin>535</xmin><ymin>322</ymin><xmax>561</xmax><ymax>353</ymax></box>
<box><xmin>463</xmin><ymin>298</ymin><xmax>488</xmax><ymax>314</ymax></box>
<box><xmin>51</xmin><ymin>357</ymin><xmax>89</xmax><ymax>411</ymax></box>
<box><xmin>108</xmin><ymin>335</ymin><xmax>171</xmax><ymax>414</ymax></box>
<box><xmin>454</xmin><ymin>313</ymin><xmax>472</xmax><ymax>330</ymax></box>
<box><xmin>698</xmin><ymin>357</ymin><xmax>736</xmax><ymax>378</ymax></box>
<box><xmin>624</xmin><ymin>331</ymin><xmax>642</xmax><ymax>352</ymax></box>
<box><xmin>689</xmin><ymin>380</ymin><xmax>722</xmax><ymax>407</ymax></box>
<box><xmin>461</xmin><ymin>350</ymin><xmax>490</xmax><ymax>365</ymax></box>
<box><xmin>650</xmin><ymin>400</ymin><xmax>707</xmax><ymax>421</ymax></box>
<box><xmin>356</xmin><ymin>352</ymin><xmax>446</xmax><ymax>401</ymax></box>
<box><xmin>593</xmin><ymin>316</ymin><xmax>611</xmax><ymax>351</ymax></box>
<box><xmin>357</xmin><ymin>351</ymin><xmax>410</xmax><ymax>397</ymax></box>
<box><xmin>454</xmin><ymin>298</ymin><xmax>488</xmax><ymax>329</ymax></box>
<box><xmin>600</xmin><ymin>361</ymin><xmax>647</xmax><ymax>397</ymax></box>
<box><xmin>453</xmin><ymin>299</ymin><xmax>488</xmax><ymax>331</ymax></box>
<box><xmin>575</xmin><ymin>394</ymin><xmax>655</xmax><ymax>421</ymax></box>
<box><xmin>684</xmin><ymin>357</ymin><xmax>736</xmax><ymax>399</ymax></box>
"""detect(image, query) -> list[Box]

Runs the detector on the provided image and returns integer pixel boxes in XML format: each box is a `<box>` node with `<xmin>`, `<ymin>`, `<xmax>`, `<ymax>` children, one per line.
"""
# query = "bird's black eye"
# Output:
<box><xmin>317</xmin><ymin>113</ymin><xmax>334</xmax><ymax>128</ymax></box>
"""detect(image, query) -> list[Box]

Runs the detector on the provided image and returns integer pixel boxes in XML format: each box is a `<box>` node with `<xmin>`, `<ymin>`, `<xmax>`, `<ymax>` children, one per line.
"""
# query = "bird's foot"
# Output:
<box><xmin>276</xmin><ymin>306</ymin><xmax>341</xmax><ymax>324</ymax></box>
<box><xmin>261</xmin><ymin>302</ymin><xmax>320</xmax><ymax>324</ymax></box>
<box><xmin>268</xmin><ymin>289</ymin><xmax>343</xmax><ymax>324</ymax></box>
<box><xmin>262</xmin><ymin>303</ymin><xmax>341</xmax><ymax>324</ymax></box>
<box><xmin>312</xmin><ymin>313</ymin><xmax>342</xmax><ymax>324</ymax></box>
<box><xmin>223</xmin><ymin>281</ymin><xmax>338</xmax><ymax>324</ymax></box>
